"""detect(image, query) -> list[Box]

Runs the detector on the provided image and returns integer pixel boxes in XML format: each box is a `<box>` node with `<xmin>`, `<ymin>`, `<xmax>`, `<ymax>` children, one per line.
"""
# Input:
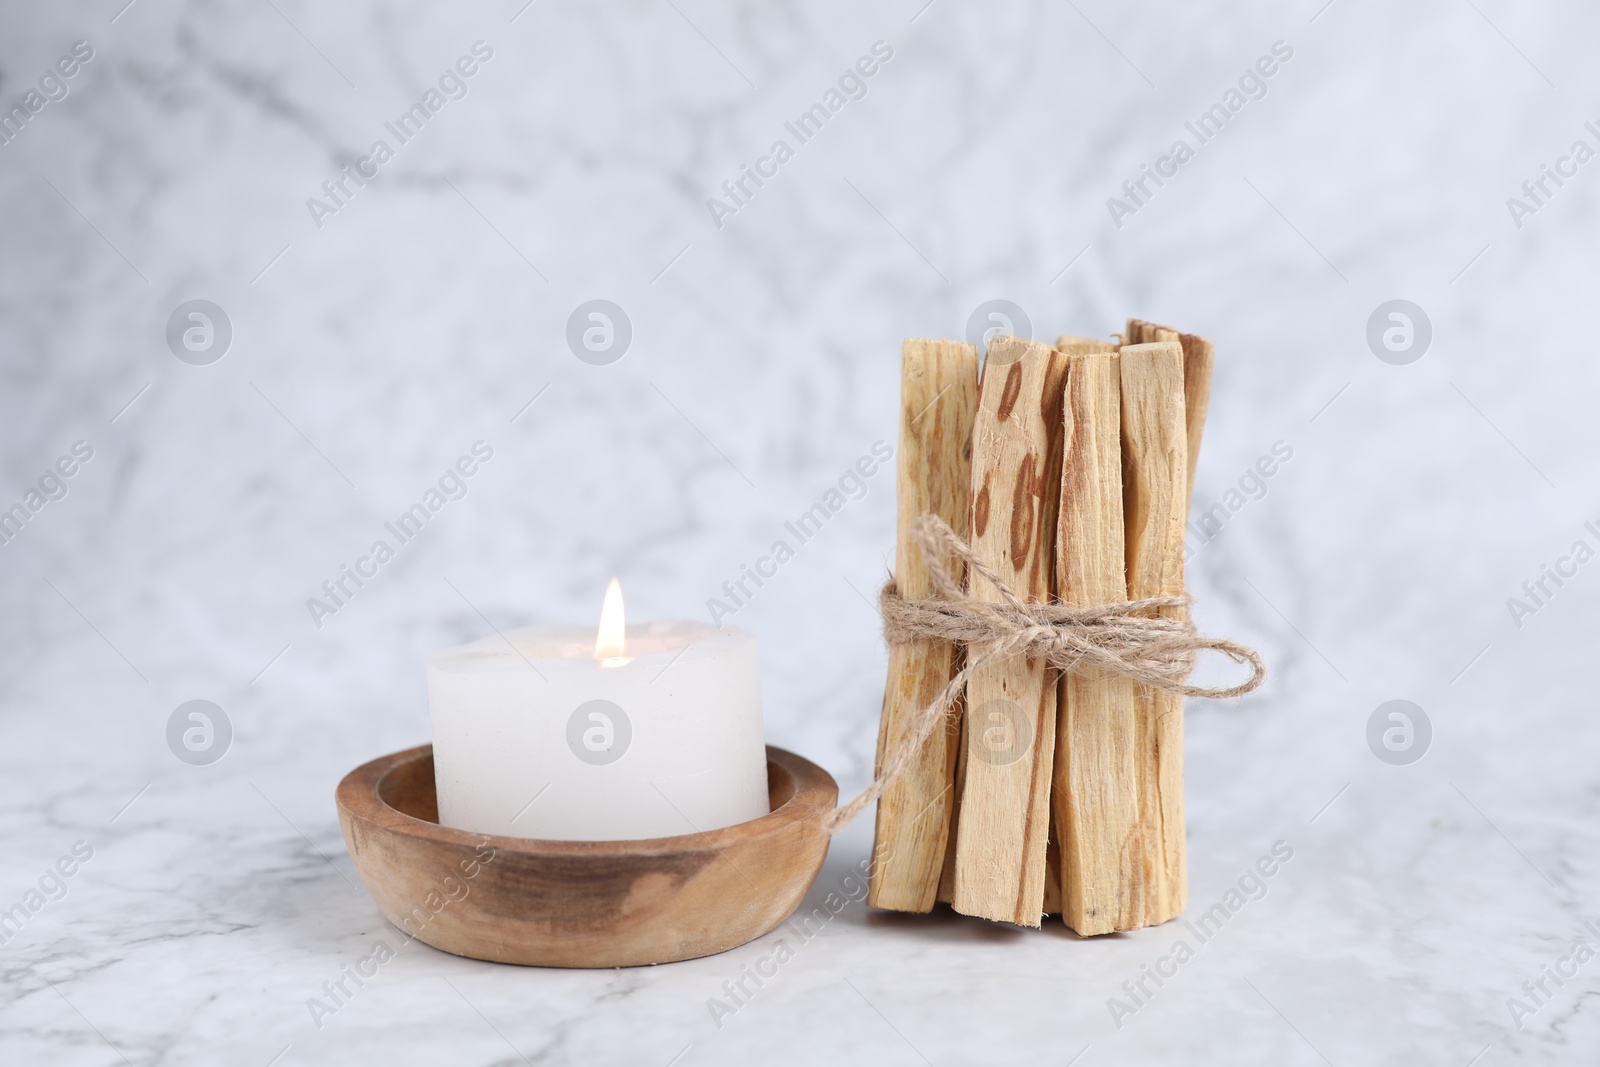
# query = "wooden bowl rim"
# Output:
<box><xmin>336</xmin><ymin>743</ymin><xmax>837</xmax><ymax>858</ymax></box>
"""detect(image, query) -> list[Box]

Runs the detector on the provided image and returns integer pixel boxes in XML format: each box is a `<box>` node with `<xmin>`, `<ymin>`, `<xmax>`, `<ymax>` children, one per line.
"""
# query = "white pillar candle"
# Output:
<box><xmin>426</xmin><ymin>580</ymin><xmax>769</xmax><ymax>841</ymax></box>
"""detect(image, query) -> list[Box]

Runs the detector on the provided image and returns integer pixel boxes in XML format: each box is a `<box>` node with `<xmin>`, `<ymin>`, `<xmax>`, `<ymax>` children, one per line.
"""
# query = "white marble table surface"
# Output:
<box><xmin>2</xmin><ymin>1</ymin><xmax>1597</xmax><ymax>1063</ymax></box>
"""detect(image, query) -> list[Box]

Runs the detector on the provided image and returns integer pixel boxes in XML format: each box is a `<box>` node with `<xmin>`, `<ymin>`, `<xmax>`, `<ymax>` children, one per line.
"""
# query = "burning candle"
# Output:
<box><xmin>426</xmin><ymin>580</ymin><xmax>770</xmax><ymax>841</ymax></box>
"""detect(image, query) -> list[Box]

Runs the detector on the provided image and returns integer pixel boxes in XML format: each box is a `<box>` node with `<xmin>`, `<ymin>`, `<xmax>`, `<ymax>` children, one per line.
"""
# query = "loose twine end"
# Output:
<box><xmin>821</xmin><ymin>513</ymin><xmax>1266</xmax><ymax>834</ymax></box>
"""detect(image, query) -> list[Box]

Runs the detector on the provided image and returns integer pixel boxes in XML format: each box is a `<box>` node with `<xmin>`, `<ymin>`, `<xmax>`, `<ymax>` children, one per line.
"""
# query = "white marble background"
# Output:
<box><xmin>2</xmin><ymin>0</ymin><xmax>1597</xmax><ymax>1063</ymax></box>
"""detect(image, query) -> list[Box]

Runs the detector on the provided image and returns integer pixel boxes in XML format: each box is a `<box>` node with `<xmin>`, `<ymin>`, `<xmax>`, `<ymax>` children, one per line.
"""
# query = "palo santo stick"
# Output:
<box><xmin>949</xmin><ymin>336</ymin><xmax>1067</xmax><ymax>927</ymax></box>
<box><xmin>990</xmin><ymin>331</ymin><xmax>1113</xmax><ymax>924</ymax></box>
<box><xmin>1042</xmin><ymin>823</ymin><xmax>1061</xmax><ymax>916</ymax></box>
<box><xmin>1127</xmin><ymin>320</ymin><xmax>1213</xmax><ymax>511</ymax></box>
<box><xmin>868</xmin><ymin>339</ymin><xmax>980</xmax><ymax>913</ymax></box>
<box><xmin>1055</xmin><ymin>334</ymin><xmax>1117</xmax><ymax>356</ymax></box>
<box><xmin>1053</xmin><ymin>349</ymin><xmax>1141</xmax><ymax>935</ymax></box>
<box><xmin>1175</xmin><ymin>335</ymin><xmax>1213</xmax><ymax>512</ymax></box>
<box><xmin>1119</xmin><ymin>341</ymin><xmax>1189</xmax><ymax>926</ymax></box>
<box><xmin>935</xmin><ymin>716</ymin><xmax>964</xmax><ymax>905</ymax></box>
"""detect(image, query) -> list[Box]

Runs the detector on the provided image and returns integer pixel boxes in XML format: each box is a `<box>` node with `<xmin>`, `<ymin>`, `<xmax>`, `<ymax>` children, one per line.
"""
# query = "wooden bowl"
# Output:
<box><xmin>336</xmin><ymin>744</ymin><xmax>837</xmax><ymax>968</ymax></box>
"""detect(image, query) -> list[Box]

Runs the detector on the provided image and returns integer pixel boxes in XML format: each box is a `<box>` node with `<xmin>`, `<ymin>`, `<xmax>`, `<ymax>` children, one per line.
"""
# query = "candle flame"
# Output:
<box><xmin>594</xmin><ymin>577</ymin><xmax>630</xmax><ymax>667</ymax></box>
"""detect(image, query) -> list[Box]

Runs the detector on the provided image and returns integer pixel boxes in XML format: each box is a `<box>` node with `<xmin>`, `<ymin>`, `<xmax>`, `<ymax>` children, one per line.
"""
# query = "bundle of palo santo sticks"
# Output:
<box><xmin>867</xmin><ymin>319</ymin><xmax>1215</xmax><ymax>935</ymax></box>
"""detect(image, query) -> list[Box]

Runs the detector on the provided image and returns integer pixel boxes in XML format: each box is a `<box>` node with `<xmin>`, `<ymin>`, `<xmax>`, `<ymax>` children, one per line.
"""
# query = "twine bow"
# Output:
<box><xmin>823</xmin><ymin>514</ymin><xmax>1265</xmax><ymax>833</ymax></box>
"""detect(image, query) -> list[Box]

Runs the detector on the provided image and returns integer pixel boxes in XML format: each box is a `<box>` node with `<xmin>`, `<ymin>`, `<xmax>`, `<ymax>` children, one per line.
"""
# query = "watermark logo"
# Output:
<box><xmin>705</xmin><ymin>40</ymin><xmax>894</xmax><ymax>229</ymax></box>
<box><xmin>970</xmin><ymin>699</ymin><xmax>1032</xmax><ymax>766</ymax></box>
<box><xmin>1505</xmin><ymin>919</ymin><xmax>1600</xmax><ymax>1031</ymax></box>
<box><xmin>1366</xmin><ymin>699</ymin><xmax>1430</xmax><ymax>765</ymax></box>
<box><xmin>1505</xmin><ymin>120</ymin><xmax>1600</xmax><ymax>230</ymax></box>
<box><xmin>0</xmin><ymin>440</ymin><xmax>94</xmax><ymax>549</ymax></box>
<box><xmin>1506</xmin><ymin>519</ymin><xmax>1600</xmax><ymax>629</ymax></box>
<box><xmin>567</xmin><ymin>699</ymin><xmax>631</xmax><ymax>765</ymax></box>
<box><xmin>305</xmin><ymin>42</ymin><xmax>495</xmax><ymax>230</ymax></box>
<box><xmin>708</xmin><ymin>850</ymin><xmax>886</xmax><ymax>1029</ymax></box>
<box><xmin>965</xmin><ymin>300</ymin><xmax>1031</xmax><ymax>361</ymax></box>
<box><xmin>1366</xmin><ymin>300</ymin><xmax>1430</xmax><ymax>366</ymax></box>
<box><xmin>707</xmin><ymin>440</ymin><xmax>893</xmax><ymax>626</ymax></box>
<box><xmin>166</xmin><ymin>700</ymin><xmax>232</xmax><ymax>766</ymax></box>
<box><xmin>166</xmin><ymin>300</ymin><xmax>233</xmax><ymax>365</ymax></box>
<box><xmin>1107</xmin><ymin>40</ymin><xmax>1294</xmax><ymax>228</ymax></box>
<box><xmin>0</xmin><ymin>40</ymin><xmax>95</xmax><ymax>148</ymax></box>
<box><xmin>0</xmin><ymin>840</ymin><xmax>94</xmax><ymax>946</ymax></box>
<box><xmin>306</xmin><ymin>841</ymin><xmax>495</xmax><ymax>1030</ymax></box>
<box><xmin>307</xmin><ymin>442</ymin><xmax>494</xmax><ymax>629</ymax></box>
<box><xmin>1184</xmin><ymin>439</ymin><xmax>1294</xmax><ymax>560</ymax></box>
<box><xmin>566</xmin><ymin>300</ymin><xmax>631</xmax><ymax>365</ymax></box>
<box><xmin>1109</xmin><ymin>840</ymin><xmax>1295</xmax><ymax>1028</ymax></box>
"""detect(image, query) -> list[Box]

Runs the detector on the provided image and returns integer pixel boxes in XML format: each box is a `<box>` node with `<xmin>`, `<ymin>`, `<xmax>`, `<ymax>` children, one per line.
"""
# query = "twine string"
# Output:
<box><xmin>822</xmin><ymin>513</ymin><xmax>1265</xmax><ymax>834</ymax></box>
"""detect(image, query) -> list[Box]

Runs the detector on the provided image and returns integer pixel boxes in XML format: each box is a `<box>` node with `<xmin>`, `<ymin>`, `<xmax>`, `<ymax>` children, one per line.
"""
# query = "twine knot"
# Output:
<box><xmin>823</xmin><ymin>514</ymin><xmax>1264</xmax><ymax>833</ymax></box>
